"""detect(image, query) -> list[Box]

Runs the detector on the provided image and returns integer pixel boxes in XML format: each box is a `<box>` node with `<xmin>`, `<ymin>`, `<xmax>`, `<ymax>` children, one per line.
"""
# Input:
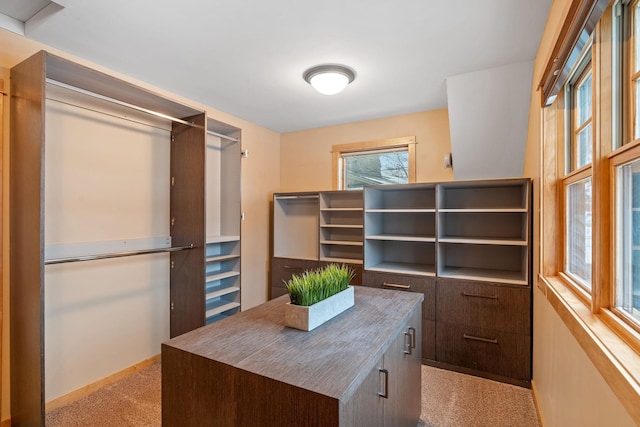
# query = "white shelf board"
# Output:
<box><xmin>320</xmin><ymin>207</ymin><xmax>363</xmax><ymax>212</ymax></box>
<box><xmin>206</xmin><ymin>301</ymin><xmax>241</xmax><ymax>318</ymax></box>
<box><xmin>206</xmin><ymin>235</ymin><xmax>240</xmax><ymax>244</ymax></box>
<box><xmin>438</xmin><ymin>208</ymin><xmax>527</xmax><ymax>213</ymax></box>
<box><xmin>320</xmin><ymin>224</ymin><xmax>363</xmax><ymax>229</ymax></box>
<box><xmin>206</xmin><ymin>285</ymin><xmax>240</xmax><ymax>301</ymax></box>
<box><xmin>321</xmin><ymin>240</ymin><xmax>363</xmax><ymax>246</ymax></box>
<box><xmin>206</xmin><ymin>254</ymin><xmax>240</xmax><ymax>263</ymax></box>
<box><xmin>366</xmin><ymin>261</ymin><xmax>436</xmax><ymax>276</ymax></box>
<box><xmin>206</xmin><ymin>270</ymin><xmax>240</xmax><ymax>283</ymax></box>
<box><xmin>438</xmin><ymin>237</ymin><xmax>528</xmax><ymax>246</ymax></box>
<box><xmin>320</xmin><ymin>257</ymin><xmax>363</xmax><ymax>265</ymax></box>
<box><xmin>365</xmin><ymin>234</ymin><xmax>436</xmax><ymax>242</ymax></box>
<box><xmin>365</xmin><ymin>209</ymin><xmax>435</xmax><ymax>213</ymax></box>
<box><xmin>439</xmin><ymin>266</ymin><xmax>527</xmax><ymax>285</ymax></box>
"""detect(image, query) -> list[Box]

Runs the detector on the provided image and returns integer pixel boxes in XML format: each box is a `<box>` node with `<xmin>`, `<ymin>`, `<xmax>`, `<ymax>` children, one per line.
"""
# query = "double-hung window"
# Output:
<box><xmin>612</xmin><ymin>0</ymin><xmax>640</xmax><ymax>326</ymax></box>
<box><xmin>564</xmin><ymin>50</ymin><xmax>594</xmax><ymax>291</ymax></box>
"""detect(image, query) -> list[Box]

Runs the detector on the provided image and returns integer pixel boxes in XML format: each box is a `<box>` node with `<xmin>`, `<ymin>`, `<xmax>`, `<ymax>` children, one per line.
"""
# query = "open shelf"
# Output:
<box><xmin>365</xmin><ymin>234</ymin><xmax>436</xmax><ymax>242</ymax></box>
<box><xmin>438</xmin><ymin>179</ymin><xmax>529</xmax><ymax>211</ymax></box>
<box><xmin>366</xmin><ymin>261</ymin><xmax>436</xmax><ymax>277</ymax></box>
<box><xmin>274</xmin><ymin>193</ymin><xmax>319</xmax><ymax>259</ymax></box>
<box><xmin>206</xmin><ymin>270</ymin><xmax>240</xmax><ymax>283</ymax></box>
<box><xmin>205</xmin><ymin>301</ymin><xmax>241</xmax><ymax>318</ymax></box>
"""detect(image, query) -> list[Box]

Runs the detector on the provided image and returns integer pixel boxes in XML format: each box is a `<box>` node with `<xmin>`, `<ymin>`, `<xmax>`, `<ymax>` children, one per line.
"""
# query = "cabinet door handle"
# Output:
<box><xmin>463</xmin><ymin>334</ymin><xmax>499</xmax><ymax>344</ymax></box>
<box><xmin>403</xmin><ymin>332</ymin><xmax>412</xmax><ymax>355</ymax></box>
<box><xmin>461</xmin><ymin>292</ymin><xmax>498</xmax><ymax>300</ymax></box>
<box><xmin>283</xmin><ymin>265</ymin><xmax>303</xmax><ymax>270</ymax></box>
<box><xmin>408</xmin><ymin>326</ymin><xmax>416</xmax><ymax>350</ymax></box>
<box><xmin>383</xmin><ymin>282</ymin><xmax>411</xmax><ymax>290</ymax></box>
<box><xmin>378</xmin><ymin>368</ymin><xmax>389</xmax><ymax>398</ymax></box>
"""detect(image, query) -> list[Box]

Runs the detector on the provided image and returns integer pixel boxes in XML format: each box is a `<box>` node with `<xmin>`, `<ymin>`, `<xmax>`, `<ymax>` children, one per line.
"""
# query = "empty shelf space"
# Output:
<box><xmin>366</xmin><ymin>261</ymin><xmax>436</xmax><ymax>276</ymax></box>
<box><xmin>365</xmin><ymin>209</ymin><xmax>436</xmax><ymax>213</ymax></box>
<box><xmin>206</xmin><ymin>235</ymin><xmax>240</xmax><ymax>244</ymax></box>
<box><xmin>321</xmin><ymin>257</ymin><xmax>363</xmax><ymax>264</ymax></box>
<box><xmin>205</xmin><ymin>301</ymin><xmax>241</xmax><ymax>318</ymax></box>
<box><xmin>321</xmin><ymin>240</ymin><xmax>364</xmax><ymax>246</ymax></box>
<box><xmin>438</xmin><ymin>181</ymin><xmax>529</xmax><ymax>211</ymax></box>
<box><xmin>320</xmin><ymin>224</ymin><xmax>363</xmax><ymax>229</ymax></box>
<box><xmin>206</xmin><ymin>270</ymin><xmax>240</xmax><ymax>283</ymax></box>
<box><xmin>438</xmin><ymin>267</ymin><xmax>527</xmax><ymax>285</ymax></box>
<box><xmin>438</xmin><ymin>208</ymin><xmax>528</xmax><ymax>213</ymax></box>
<box><xmin>206</xmin><ymin>254</ymin><xmax>241</xmax><ymax>263</ymax></box>
<box><xmin>366</xmin><ymin>234</ymin><xmax>436</xmax><ymax>242</ymax></box>
<box><xmin>320</xmin><ymin>207</ymin><xmax>363</xmax><ymax>212</ymax></box>
<box><xmin>206</xmin><ymin>285</ymin><xmax>240</xmax><ymax>300</ymax></box>
<box><xmin>437</xmin><ymin>237</ymin><xmax>528</xmax><ymax>246</ymax></box>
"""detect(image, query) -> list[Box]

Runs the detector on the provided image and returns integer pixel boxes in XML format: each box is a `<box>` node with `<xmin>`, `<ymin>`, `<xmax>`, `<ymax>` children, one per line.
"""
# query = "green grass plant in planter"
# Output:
<box><xmin>285</xmin><ymin>263</ymin><xmax>355</xmax><ymax>306</ymax></box>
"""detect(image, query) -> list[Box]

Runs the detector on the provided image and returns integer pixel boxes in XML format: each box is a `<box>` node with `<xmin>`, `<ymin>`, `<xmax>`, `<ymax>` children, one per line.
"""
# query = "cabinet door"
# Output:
<box><xmin>384</xmin><ymin>308</ymin><xmax>422</xmax><ymax>427</ymax></box>
<box><xmin>341</xmin><ymin>355</ymin><xmax>385</xmax><ymax>427</ymax></box>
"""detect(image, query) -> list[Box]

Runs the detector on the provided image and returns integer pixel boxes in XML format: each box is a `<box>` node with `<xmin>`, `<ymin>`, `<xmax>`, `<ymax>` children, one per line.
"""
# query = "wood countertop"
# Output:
<box><xmin>162</xmin><ymin>285</ymin><xmax>423</xmax><ymax>402</ymax></box>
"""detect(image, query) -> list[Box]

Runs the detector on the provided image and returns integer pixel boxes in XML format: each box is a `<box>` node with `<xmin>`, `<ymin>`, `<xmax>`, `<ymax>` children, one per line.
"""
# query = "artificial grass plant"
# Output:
<box><xmin>285</xmin><ymin>263</ymin><xmax>355</xmax><ymax>307</ymax></box>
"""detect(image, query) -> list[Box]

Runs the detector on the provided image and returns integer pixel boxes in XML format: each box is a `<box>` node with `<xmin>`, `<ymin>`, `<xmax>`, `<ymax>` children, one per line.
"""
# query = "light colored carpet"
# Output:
<box><xmin>45</xmin><ymin>363</ymin><xmax>540</xmax><ymax>426</ymax></box>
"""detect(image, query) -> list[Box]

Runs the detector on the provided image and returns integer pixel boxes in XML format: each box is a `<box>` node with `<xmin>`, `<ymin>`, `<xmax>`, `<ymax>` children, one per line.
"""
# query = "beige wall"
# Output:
<box><xmin>279</xmin><ymin>109</ymin><xmax>453</xmax><ymax>191</ymax></box>
<box><xmin>525</xmin><ymin>0</ymin><xmax>635</xmax><ymax>425</ymax></box>
<box><xmin>0</xmin><ymin>30</ymin><xmax>280</xmax><ymax>420</ymax></box>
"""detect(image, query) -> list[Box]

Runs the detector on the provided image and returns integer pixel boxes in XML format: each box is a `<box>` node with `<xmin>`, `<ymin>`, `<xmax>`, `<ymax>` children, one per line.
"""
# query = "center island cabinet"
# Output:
<box><xmin>162</xmin><ymin>286</ymin><xmax>423</xmax><ymax>427</ymax></box>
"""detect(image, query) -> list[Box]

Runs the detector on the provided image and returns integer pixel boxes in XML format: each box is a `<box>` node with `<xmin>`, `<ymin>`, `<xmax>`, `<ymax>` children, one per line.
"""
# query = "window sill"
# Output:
<box><xmin>539</xmin><ymin>275</ymin><xmax>640</xmax><ymax>422</ymax></box>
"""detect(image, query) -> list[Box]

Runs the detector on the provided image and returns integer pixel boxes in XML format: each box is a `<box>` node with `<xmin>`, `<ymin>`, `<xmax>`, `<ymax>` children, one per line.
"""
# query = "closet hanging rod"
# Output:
<box><xmin>206</xmin><ymin>129</ymin><xmax>238</xmax><ymax>142</ymax></box>
<box><xmin>44</xmin><ymin>244</ymin><xmax>194</xmax><ymax>265</ymax></box>
<box><xmin>45</xmin><ymin>78</ymin><xmax>201</xmax><ymax>128</ymax></box>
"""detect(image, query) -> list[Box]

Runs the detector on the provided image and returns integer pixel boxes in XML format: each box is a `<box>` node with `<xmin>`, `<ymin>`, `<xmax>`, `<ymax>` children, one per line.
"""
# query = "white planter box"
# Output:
<box><xmin>285</xmin><ymin>286</ymin><xmax>355</xmax><ymax>331</ymax></box>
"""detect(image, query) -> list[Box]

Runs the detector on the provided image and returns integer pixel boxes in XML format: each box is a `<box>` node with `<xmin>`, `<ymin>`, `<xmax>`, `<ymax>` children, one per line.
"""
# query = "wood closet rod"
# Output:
<box><xmin>45</xmin><ymin>78</ymin><xmax>200</xmax><ymax>128</ymax></box>
<box><xmin>44</xmin><ymin>244</ymin><xmax>194</xmax><ymax>265</ymax></box>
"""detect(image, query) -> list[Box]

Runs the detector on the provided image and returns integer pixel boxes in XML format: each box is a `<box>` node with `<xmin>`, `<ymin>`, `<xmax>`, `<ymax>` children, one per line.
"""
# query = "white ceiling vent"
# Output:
<box><xmin>0</xmin><ymin>0</ymin><xmax>65</xmax><ymax>35</ymax></box>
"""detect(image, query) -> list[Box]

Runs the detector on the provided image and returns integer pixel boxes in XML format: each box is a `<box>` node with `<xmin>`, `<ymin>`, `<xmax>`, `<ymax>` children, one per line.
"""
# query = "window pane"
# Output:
<box><xmin>616</xmin><ymin>158</ymin><xmax>640</xmax><ymax>323</ymax></box>
<box><xmin>577</xmin><ymin>123</ymin><xmax>592</xmax><ymax>168</ymax></box>
<box><xmin>566</xmin><ymin>177</ymin><xmax>592</xmax><ymax>288</ymax></box>
<box><xmin>577</xmin><ymin>73</ymin><xmax>592</xmax><ymax>126</ymax></box>
<box><xmin>344</xmin><ymin>150</ymin><xmax>408</xmax><ymax>190</ymax></box>
<box><xmin>636</xmin><ymin>80</ymin><xmax>640</xmax><ymax>140</ymax></box>
<box><xmin>636</xmin><ymin>3</ymin><xmax>640</xmax><ymax>71</ymax></box>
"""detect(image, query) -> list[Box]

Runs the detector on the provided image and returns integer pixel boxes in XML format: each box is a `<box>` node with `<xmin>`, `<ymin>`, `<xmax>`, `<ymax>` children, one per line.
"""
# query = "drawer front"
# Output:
<box><xmin>271</xmin><ymin>258</ymin><xmax>319</xmax><ymax>300</ymax></box>
<box><xmin>436</xmin><ymin>278</ymin><xmax>530</xmax><ymax>335</ymax></box>
<box><xmin>272</xmin><ymin>257</ymin><xmax>319</xmax><ymax>287</ymax></box>
<box><xmin>362</xmin><ymin>271</ymin><xmax>436</xmax><ymax>321</ymax></box>
<box><xmin>319</xmin><ymin>261</ymin><xmax>363</xmax><ymax>285</ymax></box>
<box><xmin>422</xmin><ymin>319</ymin><xmax>436</xmax><ymax>361</ymax></box>
<box><xmin>436</xmin><ymin>322</ymin><xmax>531</xmax><ymax>381</ymax></box>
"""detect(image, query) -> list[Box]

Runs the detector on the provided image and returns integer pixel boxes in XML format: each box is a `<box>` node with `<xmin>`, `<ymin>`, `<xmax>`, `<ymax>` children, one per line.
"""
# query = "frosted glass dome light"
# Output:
<box><xmin>303</xmin><ymin>65</ymin><xmax>355</xmax><ymax>95</ymax></box>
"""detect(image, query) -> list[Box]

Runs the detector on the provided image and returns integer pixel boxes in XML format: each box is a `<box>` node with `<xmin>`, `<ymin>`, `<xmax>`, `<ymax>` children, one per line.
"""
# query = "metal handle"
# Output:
<box><xmin>378</xmin><ymin>368</ymin><xmax>389</xmax><ymax>398</ymax></box>
<box><xmin>403</xmin><ymin>332</ymin><xmax>412</xmax><ymax>355</ymax></box>
<box><xmin>283</xmin><ymin>265</ymin><xmax>303</xmax><ymax>270</ymax></box>
<box><xmin>461</xmin><ymin>292</ymin><xmax>498</xmax><ymax>300</ymax></box>
<box><xmin>408</xmin><ymin>327</ymin><xmax>416</xmax><ymax>350</ymax></box>
<box><xmin>382</xmin><ymin>282</ymin><xmax>411</xmax><ymax>290</ymax></box>
<box><xmin>463</xmin><ymin>334</ymin><xmax>499</xmax><ymax>344</ymax></box>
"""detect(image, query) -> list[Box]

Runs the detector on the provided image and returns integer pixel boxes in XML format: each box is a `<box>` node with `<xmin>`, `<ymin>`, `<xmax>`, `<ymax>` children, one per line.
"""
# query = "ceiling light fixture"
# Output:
<box><xmin>303</xmin><ymin>64</ymin><xmax>355</xmax><ymax>95</ymax></box>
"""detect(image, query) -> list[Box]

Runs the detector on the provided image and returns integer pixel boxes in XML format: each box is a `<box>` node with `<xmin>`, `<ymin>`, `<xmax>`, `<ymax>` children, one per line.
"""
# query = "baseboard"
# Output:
<box><xmin>531</xmin><ymin>379</ymin><xmax>545</xmax><ymax>426</ymax></box>
<box><xmin>45</xmin><ymin>354</ymin><xmax>161</xmax><ymax>412</ymax></box>
<box><xmin>1</xmin><ymin>418</ymin><xmax>11</xmax><ymax>427</ymax></box>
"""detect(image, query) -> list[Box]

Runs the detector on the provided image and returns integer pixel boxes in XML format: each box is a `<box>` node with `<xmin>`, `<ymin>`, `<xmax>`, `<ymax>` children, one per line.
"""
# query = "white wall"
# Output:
<box><xmin>447</xmin><ymin>61</ymin><xmax>533</xmax><ymax>180</ymax></box>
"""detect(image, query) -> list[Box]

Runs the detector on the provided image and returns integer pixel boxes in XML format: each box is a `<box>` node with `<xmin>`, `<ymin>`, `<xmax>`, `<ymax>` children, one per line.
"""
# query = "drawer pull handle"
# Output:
<box><xmin>283</xmin><ymin>265</ymin><xmax>303</xmax><ymax>270</ymax></box>
<box><xmin>378</xmin><ymin>368</ymin><xmax>389</xmax><ymax>398</ymax></box>
<box><xmin>463</xmin><ymin>334</ymin><xmax>499</xmax><ymax>344</ymax></box>
<box><xmin>383</xmin><ymin>282</ymin><xmax>411</xmax><ymax>290</ymax></box>
<box><xmin>404</xmin><ymin>332</ymin><xmax>412</xmax><ymax>355</ymax></box>
<box><xmin>462</xmin><ymin>292</ymin><xmax>498</xmax><ymax>300</ymax></box>
<box><xmin>408</xmin><ymin>326</ymin><xmax>416</xmax><ymax>350</ymax></box>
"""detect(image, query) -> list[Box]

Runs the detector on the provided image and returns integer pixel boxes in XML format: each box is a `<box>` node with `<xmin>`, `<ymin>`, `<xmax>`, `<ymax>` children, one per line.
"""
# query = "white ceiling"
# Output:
<box><xmin>1</xmin><ymin>0</ymin><xmax>552</xmax><ymax>133</ymax></box>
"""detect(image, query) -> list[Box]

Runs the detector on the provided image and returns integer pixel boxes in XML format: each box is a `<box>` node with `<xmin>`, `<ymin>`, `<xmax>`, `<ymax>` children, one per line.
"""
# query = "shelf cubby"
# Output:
<box><xmin>319</xmin><ymin>190</ymin><xmax>364</xmax><ymax>263</ymax></box>
<box><xmin>438</xmin><ymin>211</ymin><xmax>528</xmax><ymax>244</ymax></box>
<box><xmin>438</xmin><ymin>179</ymin><xmax>529</xmax><ymax>211</ymax></box>
<box><xmin>364</xmin><ymin>240</ymin><xmax>436</xmax><ymax>276</ymax></box>
<box><xmin>437</xmin><ymin>242</ymin><xmax>528</xmax><ymax>285</ymax></box>
<box><xmin>273</xmin><ymin>193</ymin><xmax>320</xmax><ymax>260</ymax></box>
